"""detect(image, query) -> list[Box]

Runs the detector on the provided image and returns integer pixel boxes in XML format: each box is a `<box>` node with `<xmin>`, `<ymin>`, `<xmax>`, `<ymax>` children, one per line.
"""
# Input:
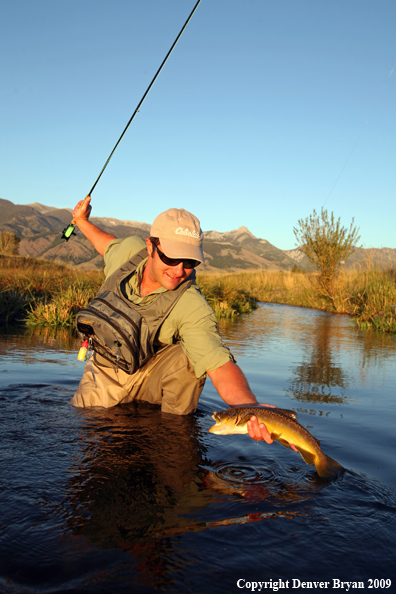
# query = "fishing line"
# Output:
<box><xmin>62</xmin><ymin>0</ymin><xmax>203</xmax><ymax>241</ymax></box>
<box><xmin>322</xmin><ymin>58</ymin><xmax>396</xmax><ymax>208</ymax></box>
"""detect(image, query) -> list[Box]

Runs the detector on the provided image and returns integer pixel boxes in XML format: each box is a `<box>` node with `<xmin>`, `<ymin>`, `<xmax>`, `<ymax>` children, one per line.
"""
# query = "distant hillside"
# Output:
<box><xmin>0</xmin><ymin>198</ymin><xmax>151</xmax><ymax>270</ymax></box>
<box><xmin>203</xmin><ymin>227</ymin><xmax>300</xmax><ymax>271</ymax></box>
<box><xmin>1</xmin><ymin>198</ymin><xmax>395</xmax><ymax>272</ymax></box>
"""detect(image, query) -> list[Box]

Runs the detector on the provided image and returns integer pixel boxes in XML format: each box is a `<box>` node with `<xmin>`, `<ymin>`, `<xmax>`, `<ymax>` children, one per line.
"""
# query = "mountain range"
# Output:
<box><xmin>1</xmin><ymin>198</ymin><xmax>395</xmax><ymax>273</ymax></box>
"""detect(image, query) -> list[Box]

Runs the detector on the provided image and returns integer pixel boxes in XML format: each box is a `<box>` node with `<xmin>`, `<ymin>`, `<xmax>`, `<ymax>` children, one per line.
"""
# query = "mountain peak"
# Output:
<box><xmin>204</xmin><ymin>226</ymin><xmax>256</xmax><ymax>243</ymax></box>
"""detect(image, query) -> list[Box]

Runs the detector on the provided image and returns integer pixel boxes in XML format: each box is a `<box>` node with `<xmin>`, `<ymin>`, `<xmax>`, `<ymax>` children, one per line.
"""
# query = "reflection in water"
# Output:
<box><xmin>1</xmin><ymin>308</ymin><xmax>396</xmax><ymax>592</ymax></box>
<box><xmin>219</xmin><ymin>303</ymin><xmax>396</xmax><ymax>407</ymax></box>
<box><xmin>0</xmin><ymin>324</ymin><xmax>80</xmax><ymax>378</ymax></box>
<box><xmin>60</xmin><ymin>403</ymin><xmax>210</xmax><ymax>588</ymax></box>
<box><xmin>55</xmin><ymin>401</ymin><xmax>322</xmax><ymax>587</ymax></box>
<box><xmin>0</xmin><ymin>324</ymin><xmax>79</xmax><ymax>355</ymax></box>
<box><xmin>288</xmin><ymin>313</ymin><xmax>349</xmax><ymax>404</ymax></box>
<box><xmin>57</xmin><ymin>403</ymin><xmax>323</xmax><ymax>544</ymax></box>
<box><xmin>63</xmin><ymin>403</ymin><xmax>209</xmax><ymax>547</ymax></box>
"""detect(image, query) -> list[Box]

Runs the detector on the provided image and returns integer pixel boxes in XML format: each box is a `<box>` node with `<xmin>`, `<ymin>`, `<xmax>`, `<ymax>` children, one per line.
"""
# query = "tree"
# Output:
<box><xmin>0</xmin><ymin>232</ymin><xmax>20</xmax><ymax>255</ymax></box>
<box><xmin>293</xmin><ymin>209</ymin><xmax>360</xmax><ymax>301</ymax></box>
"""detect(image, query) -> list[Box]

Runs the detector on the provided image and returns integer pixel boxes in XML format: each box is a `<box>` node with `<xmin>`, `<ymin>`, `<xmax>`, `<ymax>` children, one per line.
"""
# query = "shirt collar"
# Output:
<box><xmin>131</xmin><ymin>257</ymin><xmax>167</xmax><ymax>300</ymax></box>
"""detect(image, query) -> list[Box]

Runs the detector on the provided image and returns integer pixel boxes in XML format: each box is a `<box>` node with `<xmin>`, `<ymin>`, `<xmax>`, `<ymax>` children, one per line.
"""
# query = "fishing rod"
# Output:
<box><xmin>62</xmin><ymin>0</ymin><xmax>202</xmax><ymax>241</ymax></box>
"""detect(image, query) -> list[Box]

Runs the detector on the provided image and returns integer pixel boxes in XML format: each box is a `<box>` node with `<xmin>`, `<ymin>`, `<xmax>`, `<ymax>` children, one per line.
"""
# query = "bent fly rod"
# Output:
<box><xmin>62</xmin><ymin>0</ymin><xmax>202</xmax><ymax>241</ymax></box>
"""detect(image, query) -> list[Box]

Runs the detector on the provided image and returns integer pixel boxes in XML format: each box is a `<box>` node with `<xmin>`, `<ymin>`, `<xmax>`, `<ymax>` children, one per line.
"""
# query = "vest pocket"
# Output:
<box><xmin>76</xmin><ymin>299</ymin><xmax>149</xmax><ymax>374</ymax></box>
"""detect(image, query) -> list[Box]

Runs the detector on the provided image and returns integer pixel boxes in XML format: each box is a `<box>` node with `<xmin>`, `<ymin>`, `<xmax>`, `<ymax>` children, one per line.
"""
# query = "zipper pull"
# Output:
<box><xmin>114</xmin><ymin>341</ymin><xmax>121</xmax><ymax>374</ymax></box>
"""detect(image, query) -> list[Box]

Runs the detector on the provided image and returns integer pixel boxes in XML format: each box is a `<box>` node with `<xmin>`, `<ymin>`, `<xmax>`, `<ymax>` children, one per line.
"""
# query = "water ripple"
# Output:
<box><xmin>212</xmin><ymin>461</ymin><xmax>273</xmax><ymax>484</ymax></box>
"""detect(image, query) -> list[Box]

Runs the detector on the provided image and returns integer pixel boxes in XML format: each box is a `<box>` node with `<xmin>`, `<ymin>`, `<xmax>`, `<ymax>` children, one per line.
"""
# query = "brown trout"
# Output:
<box><xmin>208</xmin><ymin>407</ymin><xmax>344</xmax><ymax>479</ymax></box>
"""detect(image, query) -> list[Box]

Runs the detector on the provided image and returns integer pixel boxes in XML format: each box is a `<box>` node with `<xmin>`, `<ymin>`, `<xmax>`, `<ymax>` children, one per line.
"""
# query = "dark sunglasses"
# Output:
<box><xmin>151</xmin><ymin>241</ymin><xmax>200</xmax><ymax>269</ymax></box>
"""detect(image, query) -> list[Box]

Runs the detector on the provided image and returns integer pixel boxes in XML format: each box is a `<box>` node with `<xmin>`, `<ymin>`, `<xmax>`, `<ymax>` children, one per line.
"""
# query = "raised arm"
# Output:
<box><xmin>72</xmin><ymin>196</ymin><xmax>117</xmax><ymax>256</ymax></box>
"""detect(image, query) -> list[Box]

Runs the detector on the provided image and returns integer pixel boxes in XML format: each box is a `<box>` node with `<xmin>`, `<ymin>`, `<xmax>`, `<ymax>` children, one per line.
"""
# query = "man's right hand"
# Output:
<box><xmin>73</xmin><ymin>196</ymin><xmax>91</xmax><ymax>223</ymax></box>
<box><xmin>247</xmin><ymin>415</ymin><xmax>298</xmax><ymax>451</ymax></box>
<box><xmin>70</xmin><ymin>195</ymin><xmax>116</xmax><ymax>256</ymax></box>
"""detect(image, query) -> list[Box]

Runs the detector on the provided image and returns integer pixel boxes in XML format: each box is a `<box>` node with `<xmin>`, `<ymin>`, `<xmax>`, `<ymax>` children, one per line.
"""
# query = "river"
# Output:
<box><xmin>0</xmin><ymin>303</ymin><xmax>395</xmax><ymax>593</ymax></box>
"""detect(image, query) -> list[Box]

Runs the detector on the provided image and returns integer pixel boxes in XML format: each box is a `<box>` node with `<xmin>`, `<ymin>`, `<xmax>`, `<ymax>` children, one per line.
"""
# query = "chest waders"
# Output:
<box><xmin>75</xmin><ymin>248</ymin><xmax>195</xmax><ymax>374</ymax></box>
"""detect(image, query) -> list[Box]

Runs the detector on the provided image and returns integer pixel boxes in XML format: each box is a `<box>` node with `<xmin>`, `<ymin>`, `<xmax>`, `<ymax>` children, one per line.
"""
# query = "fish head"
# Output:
<box><xmin>208</xmin><ymin>409</ymin><xmax>250</xmax><ymax>435</ymax></box>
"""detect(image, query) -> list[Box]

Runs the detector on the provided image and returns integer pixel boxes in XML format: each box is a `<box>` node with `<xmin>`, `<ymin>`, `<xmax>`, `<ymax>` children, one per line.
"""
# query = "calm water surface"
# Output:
<box><xmin>0</xmin><ymin>304</ymin><xmax>395</xmax><ymax>593</ymax></box>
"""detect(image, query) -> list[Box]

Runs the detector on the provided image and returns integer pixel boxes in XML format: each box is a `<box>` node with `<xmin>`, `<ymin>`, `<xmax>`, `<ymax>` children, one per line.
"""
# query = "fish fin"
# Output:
<box><xmin>271</xmin><ymin>434</ymin><xmax>295</xmax><ymax>450</ymax></box>
<box><xmin>315</xmin><ymin>455</ymin><xmax>345</xmax><ymax>479</ymax></box>
<box><xmin>295</xmin><ymin>446</ymin><xmax>316</xmax><ymax>466</ymax></box>
<box><xmin>236</xmin><ymin>414</ymin><xmax>253</xmax><ymax>427</ymax></box>
<box><xmin>275</xmin><ymin>407</ymin><xmax>298</xmax><ymax>421</ymax></box>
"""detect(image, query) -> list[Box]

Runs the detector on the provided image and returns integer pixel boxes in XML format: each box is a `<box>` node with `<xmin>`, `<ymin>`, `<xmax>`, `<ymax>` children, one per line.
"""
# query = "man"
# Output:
<box><xmin>70</xmin><ymin>197</ymin><xmax>281</xmax><ymax>445</ymax></box>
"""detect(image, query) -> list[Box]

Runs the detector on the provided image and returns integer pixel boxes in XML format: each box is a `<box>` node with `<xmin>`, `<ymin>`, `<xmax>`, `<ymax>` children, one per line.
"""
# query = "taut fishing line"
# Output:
<box><xmin>62</xmin><ymin>0</ymin><xmax>203</xmax><ymax>241</ymax></box>
<box><xmin>322</xmin><ymin>59</ymin><xmax>396</xmax><ymax>208</ymax></box>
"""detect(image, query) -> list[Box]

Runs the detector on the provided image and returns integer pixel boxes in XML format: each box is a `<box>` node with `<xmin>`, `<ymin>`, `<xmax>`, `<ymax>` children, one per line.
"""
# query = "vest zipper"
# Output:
<box><xmin>94</xmin><ymin>297</ymin><xmax>141</xmax><ymax>337</ymax></box>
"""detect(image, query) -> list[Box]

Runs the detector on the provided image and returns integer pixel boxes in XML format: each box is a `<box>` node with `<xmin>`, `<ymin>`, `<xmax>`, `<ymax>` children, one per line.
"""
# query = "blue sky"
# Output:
<box><xmin>1</xmin><ymin>0</ymin><xmax>395</xmax><ymax>250</ymax></box>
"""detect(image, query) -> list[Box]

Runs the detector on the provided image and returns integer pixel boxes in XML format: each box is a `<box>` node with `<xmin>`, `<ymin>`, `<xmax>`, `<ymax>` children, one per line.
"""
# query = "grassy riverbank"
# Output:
<box><xmin>0</xmin><ymin>256</ymin><xmax>101</xmax><ymax>326</ymax></box>
<box><xmin>0</xmin><ymin>255</ymin><xmax>255</xmax><ymax>326</ymax></box>
<box><xmin>1</xmin><ymin>255</ymin><xmax>396</xmax><ymax>332</ymax></box>
<box><xmin>197</xmin><ymin>268</ymin><xmax>396</xmax><ymax>333</ymax></box>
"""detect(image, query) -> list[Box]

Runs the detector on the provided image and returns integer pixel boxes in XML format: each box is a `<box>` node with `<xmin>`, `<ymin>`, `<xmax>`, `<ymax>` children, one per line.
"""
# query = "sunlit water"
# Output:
<box><xmin>1</xmin><ymin>304</ymin><xmax>395</xmax><ymax>593</ymax></box>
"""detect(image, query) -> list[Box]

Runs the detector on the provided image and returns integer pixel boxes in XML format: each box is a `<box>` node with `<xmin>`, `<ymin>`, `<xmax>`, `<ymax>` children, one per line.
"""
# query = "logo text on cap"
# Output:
<box><xmin>175</xmin><ymin>227</ymin><xmax>201</xmax><ymax>240</ymax></box>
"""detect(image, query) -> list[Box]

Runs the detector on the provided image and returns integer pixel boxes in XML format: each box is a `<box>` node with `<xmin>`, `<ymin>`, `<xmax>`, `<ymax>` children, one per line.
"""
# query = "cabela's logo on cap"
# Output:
<box><xmin>175</xmin><ymin>227</ymin><xmax>201</xmax><ymax>240</ymax></box>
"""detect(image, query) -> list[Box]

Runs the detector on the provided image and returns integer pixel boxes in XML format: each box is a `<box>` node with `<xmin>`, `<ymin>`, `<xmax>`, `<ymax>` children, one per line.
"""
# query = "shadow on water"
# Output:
<box><xmin>1</xmin><ymin>308</ymin><xmax>396</xmax><ymax>592</ymax></box>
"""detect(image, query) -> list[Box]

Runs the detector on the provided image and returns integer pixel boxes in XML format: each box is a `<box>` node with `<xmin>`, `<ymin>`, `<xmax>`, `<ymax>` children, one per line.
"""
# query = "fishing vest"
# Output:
<box><xmin>75</xmin><ymin>247</ymin><xmax>195</xmax><ymax>375</ymax></box>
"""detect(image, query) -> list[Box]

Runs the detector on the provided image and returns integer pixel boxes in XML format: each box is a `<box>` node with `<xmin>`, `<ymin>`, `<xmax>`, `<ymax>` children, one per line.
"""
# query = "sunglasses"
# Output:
<box><xmin>151</xmin><ymin>241</ymin><xmax>200</xmax><ymax>269</ymax></box>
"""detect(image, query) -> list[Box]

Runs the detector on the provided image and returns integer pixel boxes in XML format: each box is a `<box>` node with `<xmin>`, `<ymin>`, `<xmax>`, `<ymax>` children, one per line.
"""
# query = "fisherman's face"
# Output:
<box><xmin>145</xmin><ymin>239</ymin><xmax>195</xmax><ymax>291</ymax></box>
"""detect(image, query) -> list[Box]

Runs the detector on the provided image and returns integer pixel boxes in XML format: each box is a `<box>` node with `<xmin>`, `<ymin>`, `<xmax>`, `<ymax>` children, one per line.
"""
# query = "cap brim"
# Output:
<box><xmin>160</xmin><ymin>238</ymin><xmax>205</xmax><ymax>264</ymax></box>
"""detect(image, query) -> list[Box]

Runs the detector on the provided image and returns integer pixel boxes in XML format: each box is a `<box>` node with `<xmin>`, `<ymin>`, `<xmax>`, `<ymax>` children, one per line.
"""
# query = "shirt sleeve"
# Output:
<box><xmin>158</xmin><ymin>285</ymin><xmax>236</xmax><ymax>379</ymax></box>
<box><xmin>103</xmin><ymin>236</ymin><xmax>147</xmax><ymax>278</ymax></box>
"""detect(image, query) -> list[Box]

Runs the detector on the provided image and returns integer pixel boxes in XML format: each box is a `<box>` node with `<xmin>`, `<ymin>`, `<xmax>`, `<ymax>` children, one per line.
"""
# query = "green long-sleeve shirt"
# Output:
<box><xmin>103</xmin><ymin>236</ymin><xmax>235</xmax><ymax>378</ymax></box>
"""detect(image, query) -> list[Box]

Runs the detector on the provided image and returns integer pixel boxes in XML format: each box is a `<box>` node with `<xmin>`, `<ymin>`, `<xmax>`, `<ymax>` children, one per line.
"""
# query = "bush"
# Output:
<box><xmin>0</xmin><ymin>232</ymin><xmax>20</xmax><ymax>255</ymax></box>
<box><xmin>293</xmin><ymin>208</ymin><xmax>360</xmax><ymax>305</ymax></box>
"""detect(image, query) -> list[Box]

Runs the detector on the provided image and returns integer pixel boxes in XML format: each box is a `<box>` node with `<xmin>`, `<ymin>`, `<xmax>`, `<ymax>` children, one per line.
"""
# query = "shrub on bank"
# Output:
<box><xmin>0</xmin><ymin>232</ymin><xmax>20</xmax><ymax>256</ymax></box>
<box><xmin>197</xmin><ymin>273</ymin><xmax>257</xmax><ymax>318</ymax></box>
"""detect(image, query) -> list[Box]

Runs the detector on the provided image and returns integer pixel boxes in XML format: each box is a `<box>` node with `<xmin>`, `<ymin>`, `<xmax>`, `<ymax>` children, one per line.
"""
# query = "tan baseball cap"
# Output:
<box><xmin>150</xmin><ymin>208</ymin><xmax>205</xmax><ymax>264</ymax></box>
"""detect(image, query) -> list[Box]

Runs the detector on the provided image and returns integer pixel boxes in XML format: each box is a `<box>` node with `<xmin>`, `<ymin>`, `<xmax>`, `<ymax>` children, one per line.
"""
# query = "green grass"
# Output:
<box><xmin>197</xmin><ymin>273</ymin><xmax>257</xmax><ymax>317</ymax></box>
<box><xmin>197</xmin><ymin>267</ymin><xmax>396</xmax><ymax>333</ymax></box>
<box><xmin>2</xmin><ymin>255</ymin><xmax>396</xmax><ymax>333</ymax></box>
<box><xmin>0</xmin><ymin>255</ymin><xmax>256</xmax><ymax>326</ymax></box>
<box><xmin>0</xmin><ymin>255</ymin><xmax>103</xmax><ymax>326</ymax></box>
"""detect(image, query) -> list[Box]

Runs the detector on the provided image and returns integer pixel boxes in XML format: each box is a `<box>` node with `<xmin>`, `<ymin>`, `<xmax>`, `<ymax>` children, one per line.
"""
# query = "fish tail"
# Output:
<box><xmin>315</xmin><ymin>454</ymin><xmax>345</xmax><ymax>479</ymax></box>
